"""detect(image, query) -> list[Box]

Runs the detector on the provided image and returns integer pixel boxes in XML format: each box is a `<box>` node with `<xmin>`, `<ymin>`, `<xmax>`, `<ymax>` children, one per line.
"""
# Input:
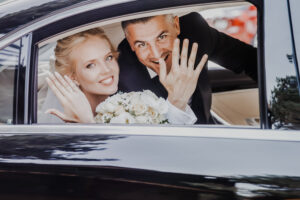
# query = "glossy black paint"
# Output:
<box><xmin>0</xmin><ymin>133</ymin><xmax>299</xmax><ymax>199</ymax></box>
<box><xmin>0</xmin><ymin>163</ymin><xmax>234</xmax><ymax>200</ymax></box>
<box><xmin>0</xmin><ymin>0</ymin><xmax>260</xmax><ymax>41</ymax></box>
<box><xmin>255</xmin><ymin>0</ymin><xmax>268</xmax><ymax>129</ymax></box>
<box><xmin>0</xmin><ymin>0</ymin><xmax>90</xmax><ymax>35</ymax></box>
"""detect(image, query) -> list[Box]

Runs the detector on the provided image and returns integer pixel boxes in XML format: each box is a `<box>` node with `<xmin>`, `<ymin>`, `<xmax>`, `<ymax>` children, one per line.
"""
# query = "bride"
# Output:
<box><xmin>43</xmin><ymin>27</ymin><xmax>207</xmax><ymax>124</ymax></box>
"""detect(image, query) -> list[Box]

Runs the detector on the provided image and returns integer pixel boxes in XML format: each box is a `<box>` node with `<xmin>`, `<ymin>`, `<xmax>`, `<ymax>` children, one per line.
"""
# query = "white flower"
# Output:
<box><xmin>114</xmin><ymin>105</ymin><xmax>125</xmax><ymax>116</ymax></box>
<box><xmin>148</xmin><ymin>107</ymin><xmax>158</xmax><ymax>119</ymax></box>
<box><xmin>104</xmin><ymin>102</ymin><xmax>116</xmax><ymax>113</ymax></box>
<box><xmin>95</xmin><ymin>103</ymin><xmax>105</xmax><ymax>113</ymax></box>
<box><xmin>110</xmin><ymin>112</ymin><xmax>136</xmax><ymax>124</ymax></box>
<box><xmin>135</xmin><ymin>115</ymin><xmax>150</xmax><ymax>123</ymax></box>
<box><xmin>132</xmin><ymin>103</ymin><xmax>147</xmax><ymax>115</ymax></box>
<box><xmin>140</xmin><ymin>92</ymin><xmax>158</xmax><ymax>107</ymax></box>
<box><xmin>101</xmin><ymin>113</ymin><xmax>114</xmax><ymax>123</ymax></box>
<box><xmin>94</xmin><ymin>90</ymin><xmax>169</xmax><ymax>124</ymax></box>
<box><xmin>143</xmin><ymin>90</ymin><xmax>158</xmax><ymax>99</ymax></box>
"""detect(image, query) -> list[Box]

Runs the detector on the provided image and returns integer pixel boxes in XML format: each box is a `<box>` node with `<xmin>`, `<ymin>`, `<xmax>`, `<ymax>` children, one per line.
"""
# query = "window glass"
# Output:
<box><xmin>264</xmin><ymin>0</ymin><xmax>300</xmax><ymax>129</ymax></box>
<box><xmin>0</xmin><ymin>40</ymin><xmax>21</xmax><ymax>124</ymax></box>
<box><xmin>201</xmin><ymin>4</ymin><xmax>257</xmax><ymax>70</ymax></box>
<box><xmin>199</xmin><ymin>3</ymin><xmax>259</xmax><ymax>126</ymax></box>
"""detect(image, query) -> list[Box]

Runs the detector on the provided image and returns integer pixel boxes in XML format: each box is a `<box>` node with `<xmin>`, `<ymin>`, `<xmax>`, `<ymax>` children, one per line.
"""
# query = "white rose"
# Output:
<box><xmin>94</xmin><ymin>113</ymin><xmax>103</xmax><ymax>123</ymax></box>
<box><xmin>133</xmin><ymin>103</ymin><xmax>147</xmax><ymax>115</ymax></box>
<box><xmin>95</xmin><ymin>103</ymin><xmax>105</xmax><ymax>113</ymax></box>
<box><xmin>135</xmin><ymin>115</ymin><xmax>150</xmax><ymax>123</ymax></box>
<box><xmin>110</xmin><ymin>112</ymin><xmax>136</xmax><ymax>124</ymax></box>
<box><xmin>103</xmin><ymin>102</ymin><xmax>116</xmax><ymax>113</ymax></box>
<box><xmin>140</xmin><ymin>92</ymin><xmax>158</xmax><ymax>107</ymax></box>
<box><xmin>129</xmin><ymin>92</ymin><xmax>141</xmax><ymax>105</ymax></box>
<box><xmin>115</xmin><ymin>105</ymin><xmax>125</xmax><ymax>116</ymax></box>
<box><xmin>147</xmin><ymin>107</ymin><xmax>158</xmax><ymax>119</ymax></box>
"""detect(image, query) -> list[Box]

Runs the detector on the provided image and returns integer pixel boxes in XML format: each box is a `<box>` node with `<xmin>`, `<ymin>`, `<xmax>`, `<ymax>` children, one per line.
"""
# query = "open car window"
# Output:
<box><xmin>36</xmin><ymin>1</ymin><xmax>259</xmax><ymax>127</ymax></box>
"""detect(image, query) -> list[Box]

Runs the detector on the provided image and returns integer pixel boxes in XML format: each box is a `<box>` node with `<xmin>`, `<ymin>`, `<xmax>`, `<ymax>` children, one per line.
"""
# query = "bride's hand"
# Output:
<box><xmin>45</xmin><ymin>72</ymin><xmax>95</xmax><ymax>123</ymax></box>
<box><xmin>159</xmin><ymin>38</ymin><xmax>208</xmax><ymax>110</ymax></box>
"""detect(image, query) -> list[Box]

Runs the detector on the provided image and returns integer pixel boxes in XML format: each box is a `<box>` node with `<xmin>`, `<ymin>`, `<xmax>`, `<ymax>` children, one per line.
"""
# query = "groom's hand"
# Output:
<box><xmin>158</xmin><ymin>38</ymin><xmax>208</xmax><ymax>110</ymax></box>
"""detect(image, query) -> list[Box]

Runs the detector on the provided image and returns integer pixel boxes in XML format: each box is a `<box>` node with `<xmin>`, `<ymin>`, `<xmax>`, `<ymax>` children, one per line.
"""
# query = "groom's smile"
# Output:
<box><xmin>150</xmin><ymin>53</ymin><xmax>169</xmax><ymax>65</ymax></box>
<box><xmin>125</xmin><ymin>15</ymin><xmax>180</xmax><ymax>75</ymax></box>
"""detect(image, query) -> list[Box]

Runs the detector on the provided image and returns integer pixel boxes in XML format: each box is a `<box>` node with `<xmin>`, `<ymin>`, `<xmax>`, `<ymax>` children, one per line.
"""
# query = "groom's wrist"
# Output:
<box><xmin>167</xmin><ymin>96</ymin><xmax>187</xmax><ymax>111</ymax></box>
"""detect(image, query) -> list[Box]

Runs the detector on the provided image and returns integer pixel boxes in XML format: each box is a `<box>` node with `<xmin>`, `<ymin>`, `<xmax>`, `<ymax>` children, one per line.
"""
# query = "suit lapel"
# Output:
<box><xmin>151</xmin><ymin>76</ymin><xmax>168</xmax><ymax>98</ymax></box>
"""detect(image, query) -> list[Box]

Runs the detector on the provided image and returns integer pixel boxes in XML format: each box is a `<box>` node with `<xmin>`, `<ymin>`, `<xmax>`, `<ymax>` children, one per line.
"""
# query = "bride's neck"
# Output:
<box><xmin>83</xmin><ymin>91</ymin><xmax>108</xmax><ymax>115</ymax></box>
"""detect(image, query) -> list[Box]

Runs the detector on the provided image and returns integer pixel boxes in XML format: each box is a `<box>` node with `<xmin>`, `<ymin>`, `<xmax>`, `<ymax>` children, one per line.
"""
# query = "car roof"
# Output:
<box><xmin>0</xmin><ymin>0</ymin><xmax>91</xmax><ymax>37</ymax></box>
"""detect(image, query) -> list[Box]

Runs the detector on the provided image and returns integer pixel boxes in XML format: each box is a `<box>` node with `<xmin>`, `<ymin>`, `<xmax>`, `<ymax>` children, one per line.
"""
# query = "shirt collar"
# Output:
<box><xmin>146</xmin><ymin>67</ymin><xmax>158</xmax><ymax>79</ymax></box>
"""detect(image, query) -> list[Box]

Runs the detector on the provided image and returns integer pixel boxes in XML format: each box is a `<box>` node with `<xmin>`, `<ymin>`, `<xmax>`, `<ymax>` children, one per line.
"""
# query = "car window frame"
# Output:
<box><xmin>32</xmin><ymin>0</ymin><xmax>263</xmax><ymax>128</ymax></box>
<box><xmin>0</xmin><ymin>0</ymin><xmax>266</xmax><ymax>130</ymax></box>
<box><xmin>0</xmin><ymin>35</ymin><xmax>32</xmax><ymax>125</ymax></box>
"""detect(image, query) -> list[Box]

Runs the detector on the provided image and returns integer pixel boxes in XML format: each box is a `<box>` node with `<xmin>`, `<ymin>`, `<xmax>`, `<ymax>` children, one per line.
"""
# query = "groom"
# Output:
<box><xmin>117</xmin><ymin>12</ymin><xmax>257</xmax><ymax>124</ymax></box>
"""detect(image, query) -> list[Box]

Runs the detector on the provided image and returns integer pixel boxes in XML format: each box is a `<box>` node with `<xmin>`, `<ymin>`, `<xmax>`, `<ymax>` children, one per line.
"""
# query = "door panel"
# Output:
<box><xmin>0</xmin><ymin>131</ymin><xmax>300</xmax><ymax>199</ymax></box>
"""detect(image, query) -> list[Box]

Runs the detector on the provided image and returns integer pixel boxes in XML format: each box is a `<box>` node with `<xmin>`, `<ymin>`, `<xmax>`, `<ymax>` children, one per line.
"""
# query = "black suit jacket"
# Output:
<box><xmin>117</xmin><ymin>12</ymin><xmax>257</xmax><ymax>124</ymax></box>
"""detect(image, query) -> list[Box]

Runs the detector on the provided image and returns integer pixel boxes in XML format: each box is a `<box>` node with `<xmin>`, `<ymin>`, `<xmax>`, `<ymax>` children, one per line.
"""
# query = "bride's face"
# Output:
<box><xmin>70</xmin><ymin>36</ymin><xmax>119</xmax><ymax>96</ymax></box>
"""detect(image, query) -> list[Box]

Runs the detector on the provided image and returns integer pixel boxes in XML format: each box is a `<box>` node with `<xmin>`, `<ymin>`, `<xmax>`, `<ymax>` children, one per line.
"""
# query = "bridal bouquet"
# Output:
<box><xmin>94</xmin><ymin>90</ymin><xmax>169</xmax><ymax>124</ymax></box>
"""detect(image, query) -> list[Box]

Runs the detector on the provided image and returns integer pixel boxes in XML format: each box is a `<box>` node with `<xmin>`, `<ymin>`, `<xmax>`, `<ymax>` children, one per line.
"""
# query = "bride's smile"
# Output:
<box><xmin>98</xmin><ymin>76</ymin><xmax>114</xmax><ymax>85</ymax></box>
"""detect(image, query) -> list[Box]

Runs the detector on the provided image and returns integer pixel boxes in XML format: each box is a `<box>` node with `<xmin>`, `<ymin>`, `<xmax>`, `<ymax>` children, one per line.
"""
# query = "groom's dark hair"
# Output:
<box><xmin>121</xmin><ymin>16</ymin><xmax>154</xmax><ymax>33</ymax></box>
<box><xmin>121</xmin><ymin>14</ymin><xmax>174</xmax><ymax>35</ymax></box>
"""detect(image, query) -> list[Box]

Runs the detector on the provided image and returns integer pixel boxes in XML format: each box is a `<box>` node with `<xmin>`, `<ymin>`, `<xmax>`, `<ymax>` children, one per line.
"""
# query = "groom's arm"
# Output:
<box><xmin>180</xmin><ymin>12</ymin><xmax>258</xmax><ymax>81</ymax></box>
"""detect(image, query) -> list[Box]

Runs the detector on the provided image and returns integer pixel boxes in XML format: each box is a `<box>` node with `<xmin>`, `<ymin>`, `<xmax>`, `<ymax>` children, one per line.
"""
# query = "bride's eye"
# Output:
<box><xmin>86</xmin><ymin>63</ymin><xmax>95</xmax><ymax>69</ymax></box>
<box><xmin>106</xmin><ymin>55</ymin><xmax>114</xmax><ymax>61</ymax></box>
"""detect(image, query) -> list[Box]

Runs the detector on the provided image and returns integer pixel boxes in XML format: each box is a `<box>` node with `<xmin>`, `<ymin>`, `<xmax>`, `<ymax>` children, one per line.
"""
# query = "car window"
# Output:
<box><xmin>202</xmin><ymin>4</ymin><xmax>257</xmax><ymax>69</ymax></box>
<box><xmin>36</xmin><ymin>2</ymin><xmax>259</xmax><ymax>127</ymax></box>
<box><xmin>199</xmin><ymin>3</ymin><xmax>259</xmax><ymax>126</ymax></box>
<box><xmin>0</xmin><ymin>40</ymin><xmax>21</xmax><ymax>124</ymax></box>
<box><xmin>264</xmin><ymin>0</ymin><xmax>300</xmax><ymax>129</ymax></box>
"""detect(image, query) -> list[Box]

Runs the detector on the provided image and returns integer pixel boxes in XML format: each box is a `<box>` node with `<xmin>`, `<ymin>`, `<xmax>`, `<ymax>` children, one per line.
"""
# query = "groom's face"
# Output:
<box><xmin>125</xmin><ymin>15</ymin><xmax>180</xmax><ymax>75</ymax></box>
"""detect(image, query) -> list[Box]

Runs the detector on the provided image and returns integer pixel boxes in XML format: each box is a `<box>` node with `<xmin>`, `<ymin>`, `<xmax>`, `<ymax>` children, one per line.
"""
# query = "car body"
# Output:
<box><xmin>0</xmin><ymin>0</ymin><xmax>300</xmax><ymax>199</ymax></box>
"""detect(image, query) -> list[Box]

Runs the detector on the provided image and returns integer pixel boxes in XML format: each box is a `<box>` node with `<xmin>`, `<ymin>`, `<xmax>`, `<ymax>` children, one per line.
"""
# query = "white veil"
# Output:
<box><xmin>37</xmin><ymin>47</ymin><xmax>64</xmax><ymax>124</ymax></box>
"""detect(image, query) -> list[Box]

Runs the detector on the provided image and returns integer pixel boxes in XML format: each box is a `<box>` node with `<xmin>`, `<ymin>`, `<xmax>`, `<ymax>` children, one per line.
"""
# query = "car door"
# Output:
<box><xmin>0</xmin><ymin>0</ymin><xmax>300</xmax><ymax>199</ymax></box>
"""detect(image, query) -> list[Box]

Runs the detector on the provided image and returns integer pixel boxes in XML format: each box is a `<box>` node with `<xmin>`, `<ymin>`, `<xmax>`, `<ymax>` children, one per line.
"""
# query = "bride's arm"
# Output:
<box><xmin>46</xmin><ymin>72</ymin><xmax>95</xmax><ymax>123</ymax></box>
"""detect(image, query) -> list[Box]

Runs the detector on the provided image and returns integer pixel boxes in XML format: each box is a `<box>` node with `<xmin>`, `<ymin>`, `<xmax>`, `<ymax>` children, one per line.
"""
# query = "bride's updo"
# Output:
<box><xmin>54</xmin><ymin>27</ymin><xmax>117</xmax><ymax>76</ymax></box>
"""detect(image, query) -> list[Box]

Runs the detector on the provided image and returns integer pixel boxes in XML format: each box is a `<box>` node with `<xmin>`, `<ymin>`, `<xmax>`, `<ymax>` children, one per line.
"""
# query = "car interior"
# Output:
<box><xmin>37</xmin><ymin>1</ymin><xmax>259</xmax><ymax>126</ymax></box>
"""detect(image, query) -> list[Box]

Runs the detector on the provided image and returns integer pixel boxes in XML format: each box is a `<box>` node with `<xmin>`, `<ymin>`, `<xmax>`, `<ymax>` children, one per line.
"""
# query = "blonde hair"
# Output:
<box><xmin>54</xmin><ymin>27</ymin><xmax>118</xmax><ymax>76</ymax></box>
